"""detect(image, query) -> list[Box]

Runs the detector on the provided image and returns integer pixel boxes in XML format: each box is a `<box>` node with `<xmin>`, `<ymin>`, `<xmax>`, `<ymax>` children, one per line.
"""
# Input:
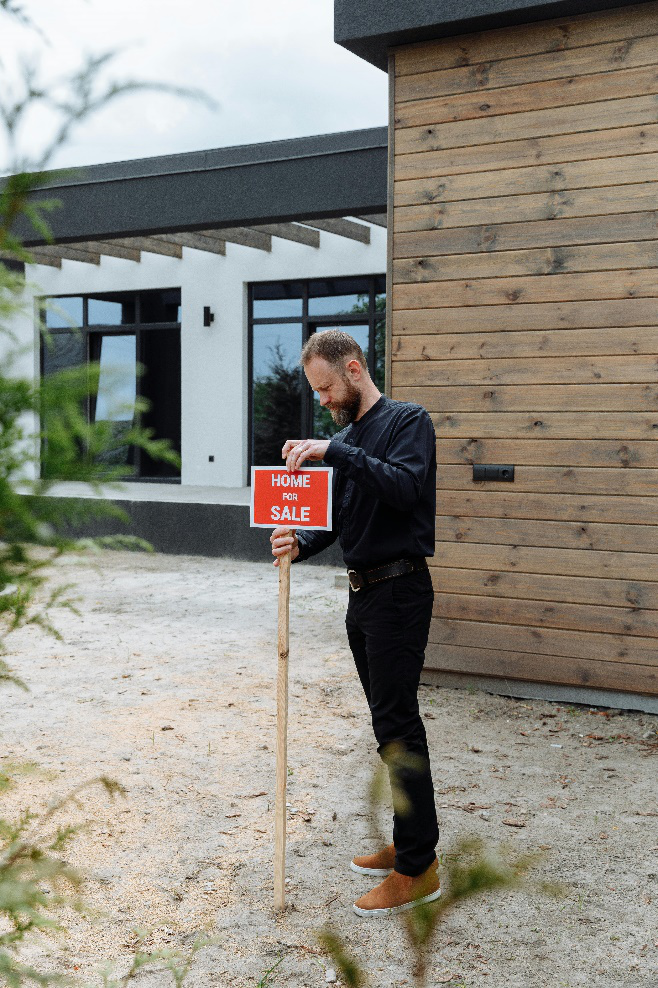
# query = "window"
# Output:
<box><xmin>249</xmin><ymin>275</ymin><xmax>385</xmax><ymax>468</ymax></box>
<box><xmin>39</xmin><ymin>288</ymin><xmax>182</xmax><ymax>481</ymax></box>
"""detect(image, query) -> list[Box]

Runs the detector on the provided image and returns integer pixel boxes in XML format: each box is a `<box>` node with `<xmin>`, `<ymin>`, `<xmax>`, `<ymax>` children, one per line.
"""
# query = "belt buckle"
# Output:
<box><xmin>347</xmin><ymin>569</ymin><xmax>362</xmax><ymax>592</ymax></box>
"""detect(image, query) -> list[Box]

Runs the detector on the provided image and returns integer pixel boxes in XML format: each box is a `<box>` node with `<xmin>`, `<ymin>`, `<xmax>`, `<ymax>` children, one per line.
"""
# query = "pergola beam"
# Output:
<box><xmin>252</xmin><ymin>223</ymin><xmax>320</xmax><ymax>248</ymax></box>
<box><xmin>155</xmin><ymin>232</ymin><xmax>227</xmax><ymax>255</ymax></box>
<box><xmin>25</xmin><ymin>244</ymin><xmax>102</xmax><ymax>265</ymax></box>
<box><xmin>80</xmin><ymin>240</ymin><xmax>142</xmax><ymax>261</ymax></box>
<box><xmin>198</xmin><ymin>227</ymin><xmax>272</xmax><ymax>252</ymax></box>
<box><xmin>107</xmin><ymin>237</ymin><xmax>183</xmax><ymax>259</ymax></box>
<box><xmin>299</xmin><ymin>217</ymin><xmax>371</xmax><ymax>244</ymax></box>
<box><xmin>2</xmin><ymin>249</ymin><xmax>62</xmax><ymax>268</ymax></box>
<box><xmin>357</xmin><ymin>213</ymin><xmax>387</xmax><ymax>227</ymax></box>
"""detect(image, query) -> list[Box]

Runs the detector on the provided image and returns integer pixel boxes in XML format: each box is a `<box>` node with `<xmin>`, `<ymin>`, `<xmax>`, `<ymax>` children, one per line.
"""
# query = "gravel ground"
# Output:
<box><xmin>1</xmin><ymin>549</ymin><xmax>657</xmax><ymax>988</ymax></box>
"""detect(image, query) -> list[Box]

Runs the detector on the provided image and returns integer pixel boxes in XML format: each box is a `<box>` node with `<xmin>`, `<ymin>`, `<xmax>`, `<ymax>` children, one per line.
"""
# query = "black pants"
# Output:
<box><xmin>345</xmin><ymin>566</ymin><xmax>439</xmax><ymax>877</ymax></box>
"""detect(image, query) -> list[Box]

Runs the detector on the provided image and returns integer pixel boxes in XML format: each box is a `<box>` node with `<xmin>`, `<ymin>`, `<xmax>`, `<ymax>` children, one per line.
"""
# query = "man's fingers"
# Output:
<box><xmin>282</xmin><ymin>439</ymin><xmax>303</xmax><ymax>459</ymax></box>
<box><xmin>287</xmin><ymin>441</ymin><xmax>310</xmax><ymax>472</ymax></box>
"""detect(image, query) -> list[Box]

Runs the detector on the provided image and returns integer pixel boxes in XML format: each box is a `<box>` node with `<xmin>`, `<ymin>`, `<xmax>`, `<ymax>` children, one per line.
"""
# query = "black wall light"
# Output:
<box><xmin>203</xmin><ymin>306</ymin><xmax>215</xmax><ymax>327</ymax></box>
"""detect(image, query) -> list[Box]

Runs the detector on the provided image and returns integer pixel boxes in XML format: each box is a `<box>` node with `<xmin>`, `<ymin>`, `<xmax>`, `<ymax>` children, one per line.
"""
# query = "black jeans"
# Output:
<box><xmin>345</xmin><ymin>566</ymin><xmax>439</xmax><ymax>877</ymax></box>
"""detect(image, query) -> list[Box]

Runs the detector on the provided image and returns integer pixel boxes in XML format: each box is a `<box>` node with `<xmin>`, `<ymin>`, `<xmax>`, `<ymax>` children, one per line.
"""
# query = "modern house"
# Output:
<box><xmin>4</xmin><ymin>0</ymin><xmax>657</xmax><ymax>712</ymax></box>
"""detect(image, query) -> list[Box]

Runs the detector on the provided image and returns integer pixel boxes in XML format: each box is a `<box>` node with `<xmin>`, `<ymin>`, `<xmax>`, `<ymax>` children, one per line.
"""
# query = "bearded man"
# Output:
<box><xmin>270</xmin><ymin>329</ymin><xmax>440</xmax><ymax>918</ymax></box>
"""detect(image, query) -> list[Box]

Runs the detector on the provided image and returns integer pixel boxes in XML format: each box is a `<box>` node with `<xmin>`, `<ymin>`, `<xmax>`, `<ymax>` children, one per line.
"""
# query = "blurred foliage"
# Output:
<box><xmin>0</xmin><ymin>2</ymin><xmax>216</xmax><ymax>984</ymax></box>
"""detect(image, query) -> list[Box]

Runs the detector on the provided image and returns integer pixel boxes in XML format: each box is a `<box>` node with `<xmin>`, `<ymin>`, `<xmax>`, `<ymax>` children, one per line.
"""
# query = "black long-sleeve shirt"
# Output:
<box><xmin>294</xmin><ymin>395</ymin><xmax>436</xmax><ymax>570</ymax></box>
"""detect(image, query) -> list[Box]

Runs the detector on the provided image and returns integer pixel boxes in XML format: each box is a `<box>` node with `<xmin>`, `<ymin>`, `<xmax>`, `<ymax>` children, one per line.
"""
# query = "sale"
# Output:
<box><xmin>271</xmin><ymin>505</ymin><xmax>311</xmax><ymax>522</ymax></box>
<box><xmin>250</xmin><ymin>466</ymin><xmax>332</xmax><ymax>530</ymax></box>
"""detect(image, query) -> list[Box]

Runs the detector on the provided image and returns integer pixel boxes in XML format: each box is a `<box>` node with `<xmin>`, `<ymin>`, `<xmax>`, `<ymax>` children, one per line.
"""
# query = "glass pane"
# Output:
<box><xmin>43</xmin><ymin>296</ymin><xmax>83</xmax><ymax>329</ymax></box>
<box><xmin>311</xmin><ymin>324</ymin><xmax>369</xmax><ymax>439</ymax></box>
<box><xmin>88</xmin><ymin>292</ymin><xmax>136</xmax><ymax>325</ymax></box>
<box><xmin>41</xmin><ymin>330</ymin><xmax>85</xmax><ymax>375</ymax></box>
<box><xmin>253</xmin><ymin>297</ymin><xmax>303</xmax><ymax>319</ymax></box>
<box><xmin>139</xmin><ymin>329</ymin><xmax>181</xmax><ymax>479</ymax></box>
<box><xmin>140</xmin><ymin>288</ymin><xmax>181</xmax><ymax>323</ymax></box>
<box><xmin>308</xmin><ymin>276</ymin><xmax>371</xmax><ymax>317</ymax></box>
<box><xmin>40</xmin><ymin>331</ymin><xmax>87</xmax><ymax>480</ymax></box>
<box><xmin>252</xmin><ymin>324</ymin><xmax>303</xmax><ymax>466</ymax></box>
<box><xmin>252</xmin><ymin>281</ymin><xmax>303</xmax><ymax>319</ymax></box>
<box><xmin>95</xmin><ymin>335</ymin><xmax>137</xmax><ymax>422</ymax></box>
<box><xmin>92</xmin><ymin>334</ymin><xmax>137</xmax><ymax>471</ymax></box>
<box><xmin>374</xmin><ymin>317</ymin><xmax>386</xmax><ymax>392</ymax></box>
<box><xmin>375</xmin><ymin>274</ymin><xmax>386</xmax><ymax>311</ymax></box>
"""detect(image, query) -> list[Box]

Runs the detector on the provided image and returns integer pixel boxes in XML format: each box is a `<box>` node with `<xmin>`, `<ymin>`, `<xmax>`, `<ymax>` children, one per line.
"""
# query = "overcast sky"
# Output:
<box><xmin>1</xmin><ymin>0</ymin><xmax>387</xmax><ymax>171</ymax></box>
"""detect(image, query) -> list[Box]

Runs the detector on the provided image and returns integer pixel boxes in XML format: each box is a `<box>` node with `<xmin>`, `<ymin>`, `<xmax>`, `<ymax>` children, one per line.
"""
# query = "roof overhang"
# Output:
<box><xmin>334</xmin><ymin>0</ymin><xmax>646</xmax><ymax>70</ymax></box>
<box><xmin>5</xmin><ymin>127</ymin><xmax>388</xmax><ymax>248</ymax></box>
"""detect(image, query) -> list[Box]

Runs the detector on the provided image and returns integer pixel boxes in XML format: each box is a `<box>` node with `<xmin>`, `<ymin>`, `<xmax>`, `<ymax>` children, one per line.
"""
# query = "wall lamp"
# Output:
<box><xmin>203</xmin><ymin>306</ymin><xmax>215</xmax><ymax>327</ymax></box>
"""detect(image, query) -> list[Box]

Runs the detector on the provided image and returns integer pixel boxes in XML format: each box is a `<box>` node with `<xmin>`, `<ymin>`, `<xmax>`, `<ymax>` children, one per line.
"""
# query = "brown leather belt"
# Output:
<box><xmin>347</xmin><ymin>557</ymin><xmax>428</xmax><ymax>592</ymax></box>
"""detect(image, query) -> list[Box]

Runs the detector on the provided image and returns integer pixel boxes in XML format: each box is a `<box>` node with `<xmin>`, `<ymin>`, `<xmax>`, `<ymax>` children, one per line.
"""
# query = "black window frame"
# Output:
<box><xmin>38</xmin><ymin>287</ymin><xmax>182</xmax><ymax>483</ymax></box>
<box><xmin>248</xmin><ymin>273</ymin><xmax>385</xmax><ymax>472</ymax></box>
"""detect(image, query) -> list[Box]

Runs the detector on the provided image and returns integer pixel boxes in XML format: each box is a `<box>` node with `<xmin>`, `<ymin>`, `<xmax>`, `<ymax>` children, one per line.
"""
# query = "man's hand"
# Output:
<box><xmin>270</xmin><ymin>527</ymin><xmax>299</xmax><ymax>567</ymax></box>
<box><xmin>282</xmin><ymin>438</ymin><xmax>330</xmax><ymax>472</ymax></box>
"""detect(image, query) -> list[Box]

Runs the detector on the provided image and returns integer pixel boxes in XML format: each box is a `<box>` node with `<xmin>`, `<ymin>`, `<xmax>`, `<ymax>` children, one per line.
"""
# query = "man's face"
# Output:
<box><xmin>303</xmin><ymin>356</ymin><xmax>363</xmax><ymax>428</ymax></box>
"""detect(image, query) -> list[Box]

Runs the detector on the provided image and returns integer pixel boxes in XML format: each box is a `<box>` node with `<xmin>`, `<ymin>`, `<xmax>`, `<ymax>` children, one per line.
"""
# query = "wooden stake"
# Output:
<box><xmin>274</xmin><ymin>535</ymin><xmax>291</xmax><ymax>911</ymax></box>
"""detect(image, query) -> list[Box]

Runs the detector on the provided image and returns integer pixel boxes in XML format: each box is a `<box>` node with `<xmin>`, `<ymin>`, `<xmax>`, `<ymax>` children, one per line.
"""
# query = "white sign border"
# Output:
<box><xmin>250</xmin><ymin>466</ymin><xmax>333</xmax><ymax>530</ymax></box>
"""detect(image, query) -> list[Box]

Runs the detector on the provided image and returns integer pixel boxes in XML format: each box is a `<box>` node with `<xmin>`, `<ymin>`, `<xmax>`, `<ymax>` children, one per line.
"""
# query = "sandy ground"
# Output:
<box><xmin>1</xmin><ymin>548</ymin><xmax>658</xmax><ymax>988</ymax></box>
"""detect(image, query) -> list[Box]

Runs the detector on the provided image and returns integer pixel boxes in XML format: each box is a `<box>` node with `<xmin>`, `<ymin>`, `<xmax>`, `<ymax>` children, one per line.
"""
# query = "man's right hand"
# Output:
<box><xmin>270</xmin><ymin>527</ymin><xmax>299</xmax><ymax>567</ymax></box>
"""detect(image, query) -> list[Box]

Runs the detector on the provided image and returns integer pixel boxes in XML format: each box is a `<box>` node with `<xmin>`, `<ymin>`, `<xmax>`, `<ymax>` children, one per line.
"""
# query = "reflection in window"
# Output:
<box><xmin>253</xmin><ymin>297</ymin><xmax>303</xmax><ymax>319</ymax></box>
<box><xmin>88</xmin><ymin>293</ymin><xmax>136</xmax><ymax>325</ymax></box>
<box><xmin>141</xmin><ymin>288</ymin><xmax>181</xmax><ymax>323</ymax></box>
<box><xmin>40</xmin><ymin>331</ymin><xmax>87</xmax><ymax>480</ymax></box>
<box><xmin>252</xmin><ymin>282</ymin><xmax>303</xmax><ymax>319</ymax></box>
<box><xmin>374</xmin><ymin>317</ymin><xmax>386</xmax><ymax>392</ymax></box>
<box><xmin>43</xmin><ymin>296</ymin><xmax>83</xmax><ymax>329</ymax></box>
<box><xmin>308</xmin><ymin>276</ymin><xmax>373</xmax><ymax>318</ymax></box>
<box><xmin>95</xmin><ymin>335</ymin><xmax>137</xmax><ymax>422</ymax></box>
<box><xmin>308</xmin><ymin>293</ymin><xmax>371</xmax><ymax>317</ymax></box>
<box><xmin>252</xmin><ymin>324</ymin><xmax>303</xmax><ymax>466</ymax></box>
<box><xmin>92</xmin><ymin>334</ymin><xmax>137</xmax><ymax>471</ymax></box>
<box><xmin>41</xmin><ymin>330</ymin><xmax>86</xmax><ymax>376</ymax></box>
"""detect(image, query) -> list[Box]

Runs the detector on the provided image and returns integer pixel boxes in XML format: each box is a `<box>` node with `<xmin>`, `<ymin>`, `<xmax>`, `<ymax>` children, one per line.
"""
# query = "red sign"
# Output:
<box><xmin>250</xmin><ymin>467</ymin><xmax>333</xmax><ymax>529</ymax></box>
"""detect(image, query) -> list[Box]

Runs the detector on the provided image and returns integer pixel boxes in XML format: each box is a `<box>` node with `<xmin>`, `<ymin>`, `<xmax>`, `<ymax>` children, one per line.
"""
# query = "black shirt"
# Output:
<box><xmin>294</xmin><ymin>395</ymin><xmax>436</xmax><ymax>570</ymax></box>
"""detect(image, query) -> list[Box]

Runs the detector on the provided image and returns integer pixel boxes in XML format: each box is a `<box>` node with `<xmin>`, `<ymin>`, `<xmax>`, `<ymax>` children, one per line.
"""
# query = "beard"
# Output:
<box><xmin>327</xmin><ymin>377</ymin><xmax>362</xmax><ymax>427</ymax></box>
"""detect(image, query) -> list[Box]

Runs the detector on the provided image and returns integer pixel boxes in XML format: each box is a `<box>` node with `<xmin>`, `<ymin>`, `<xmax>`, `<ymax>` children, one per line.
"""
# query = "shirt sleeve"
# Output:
<box><xmin>323</xmin><ymin>406</ymin><xmax>435</xmax><ymax>512</ymax></box>
<box><xmin>294</xmin><ymin>526</ymin><xmax>338</xmax><ymax>563</ymax></box>
<box><xmin>293</xmin><ymin>469</ymin><xmax>339</xmax><ymax>563</ymax></box>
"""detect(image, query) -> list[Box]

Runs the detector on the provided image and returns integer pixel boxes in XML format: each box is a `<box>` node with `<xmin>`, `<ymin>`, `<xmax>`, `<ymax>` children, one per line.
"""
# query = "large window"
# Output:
<box><xmin>249</xmin><ymin>274</ymin><xmax>385</xmax><ymax>467</ymax></box>
<box><xmin>39</xmin><ymin>288</ymin><xmax>182</xmax><ymax>481</ymax></box>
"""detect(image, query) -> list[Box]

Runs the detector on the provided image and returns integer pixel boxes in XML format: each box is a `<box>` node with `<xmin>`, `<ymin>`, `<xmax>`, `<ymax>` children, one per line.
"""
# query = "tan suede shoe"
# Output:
<box><xmin>353</xmin><ymin>859</ymin><xmax>441</xmax><ymax>917</ymax></box>
<box><xmin>350</xmin><ymin>843</ymin><xmax>396</xmax><ymax>876</ymax></box>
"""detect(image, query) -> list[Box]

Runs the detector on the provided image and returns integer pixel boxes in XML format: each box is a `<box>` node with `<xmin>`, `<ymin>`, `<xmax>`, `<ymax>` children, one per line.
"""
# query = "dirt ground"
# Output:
<box><xmin>2</xmin><ymin>548</ymin><xmax>657</xmax><ymax>988</ymax></box>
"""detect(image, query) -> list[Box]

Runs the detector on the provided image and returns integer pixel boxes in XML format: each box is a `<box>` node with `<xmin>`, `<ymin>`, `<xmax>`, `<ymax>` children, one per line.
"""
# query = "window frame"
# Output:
<box><xmin>38</xmin><ymin>287</ymin><xmax>182</xmax><ymax>482</ymax></box>
<box><xmin>248</xmin><ymin>273</ymin><xmax>386</xmax><ymax>472</ymax></box>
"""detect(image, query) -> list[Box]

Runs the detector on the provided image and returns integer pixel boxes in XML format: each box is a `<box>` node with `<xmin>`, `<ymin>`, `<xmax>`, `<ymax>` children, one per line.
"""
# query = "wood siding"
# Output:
<box><xmin>390</xmin><ymin>1</ymin><xmax>658</xmax><ymax>697</ymax></box>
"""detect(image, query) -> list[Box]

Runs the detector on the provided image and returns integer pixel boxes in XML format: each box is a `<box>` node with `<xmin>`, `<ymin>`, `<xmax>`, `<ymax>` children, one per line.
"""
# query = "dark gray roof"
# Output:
<box><xmin>334</xmin><ymin>0</ymin><xmax>646</xmax><ymax>70</ymax></box>
<box><xmin>7</xmin><ymin>127</ymin><xmax>388</xmax><ymax>246</ymax></box>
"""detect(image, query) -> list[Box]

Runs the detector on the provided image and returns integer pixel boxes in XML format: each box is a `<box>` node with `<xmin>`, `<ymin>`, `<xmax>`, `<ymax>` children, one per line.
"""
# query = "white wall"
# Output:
<box><xmin>8</xmin><ymin>224</ymin><xmax>386</xmax><ymax>487</ymax></box>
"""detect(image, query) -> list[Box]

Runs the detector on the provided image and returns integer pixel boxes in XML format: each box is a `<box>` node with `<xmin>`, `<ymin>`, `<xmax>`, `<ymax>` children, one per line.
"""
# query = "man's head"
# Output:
<box><xmin>300</xmin><ymin>329</ymin><xmax>370</xmax><ymax>427</ymax></box>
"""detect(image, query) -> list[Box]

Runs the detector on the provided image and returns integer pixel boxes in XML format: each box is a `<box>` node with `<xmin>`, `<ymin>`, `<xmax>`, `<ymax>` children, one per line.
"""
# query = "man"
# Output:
<box><xmin>270</xmin><ymin>329</ymin><xmax>440</xmax><ymax>918</ymax></box>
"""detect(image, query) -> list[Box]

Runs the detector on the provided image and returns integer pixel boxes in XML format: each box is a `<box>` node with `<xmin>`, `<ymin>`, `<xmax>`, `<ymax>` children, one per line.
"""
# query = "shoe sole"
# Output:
<box><xmin>352</xmin><ymin>887</ymin><xmax>442</xmax><ymax>918</ymax></box>
<box><xmin>350</xmin><ymin>862</ymin><xmax>393</xmax><ymax>877</ymax></box>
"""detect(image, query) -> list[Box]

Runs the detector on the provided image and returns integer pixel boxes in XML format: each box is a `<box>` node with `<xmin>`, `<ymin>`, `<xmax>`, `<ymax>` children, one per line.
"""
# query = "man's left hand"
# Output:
<box><xmin>282</xmin><ymin>438</ymin><xmax>330</xmax><ymax>472</ymax></box>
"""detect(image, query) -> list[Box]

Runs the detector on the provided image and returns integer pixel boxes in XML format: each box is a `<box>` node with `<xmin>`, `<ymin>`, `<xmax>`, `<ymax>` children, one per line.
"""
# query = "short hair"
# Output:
<box><xmin>300</xmin><ymin>329</ymin><xmax>367</xmax><ymax>372</ymax></box>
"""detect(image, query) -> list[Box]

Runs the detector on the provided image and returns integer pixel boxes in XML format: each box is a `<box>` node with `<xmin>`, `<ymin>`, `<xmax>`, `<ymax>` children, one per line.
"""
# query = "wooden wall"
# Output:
<box><xmin>389</xmin><ymin>1</ymin><xmax>658</xmax><ymax>697</ymax></box>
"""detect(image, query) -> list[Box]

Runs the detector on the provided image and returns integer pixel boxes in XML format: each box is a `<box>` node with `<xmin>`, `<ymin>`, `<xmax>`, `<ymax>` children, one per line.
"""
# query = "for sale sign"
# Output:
<box><xmin>250</xmin><ymin>467</ymin><xmax>333</xmax><ymax>529</ymax></box>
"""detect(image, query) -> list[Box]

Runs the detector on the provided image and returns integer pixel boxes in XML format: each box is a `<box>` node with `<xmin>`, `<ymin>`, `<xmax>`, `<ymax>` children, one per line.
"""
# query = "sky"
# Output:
<box><xmin>0</xmin><ymin>0</ymin><xmax>387</xmax><ymax>172</ymax></box>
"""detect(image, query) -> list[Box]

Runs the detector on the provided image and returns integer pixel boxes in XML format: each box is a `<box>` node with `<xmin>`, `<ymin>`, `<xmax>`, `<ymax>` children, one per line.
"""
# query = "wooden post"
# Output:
<box><xmin>274</xmin><ymin>534</ymin><xmax>291</xmax><ymax>911</ymax></box>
